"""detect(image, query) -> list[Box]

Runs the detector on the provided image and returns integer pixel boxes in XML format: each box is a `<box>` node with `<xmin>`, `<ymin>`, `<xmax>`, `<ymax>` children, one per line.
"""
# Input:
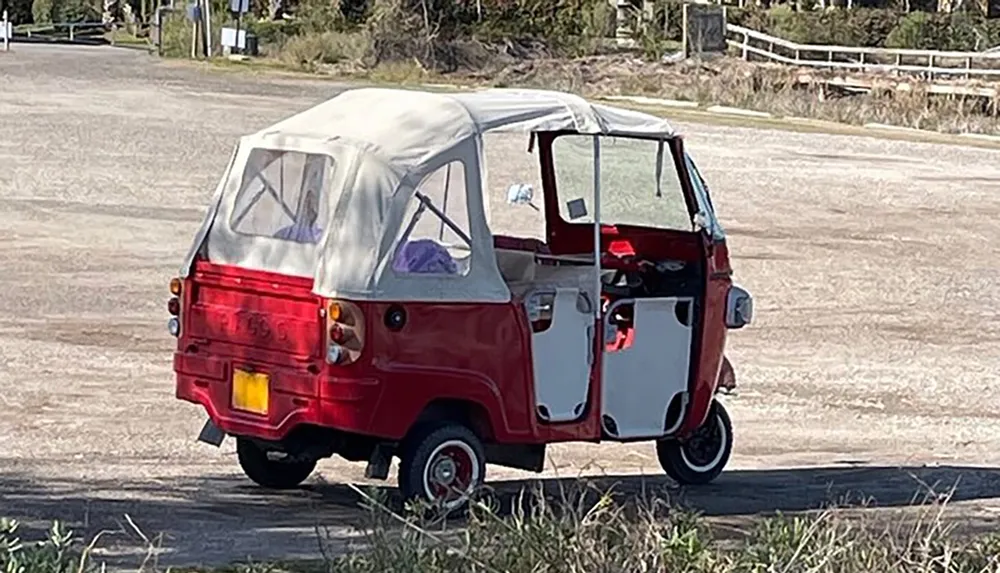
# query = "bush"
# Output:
<box><xmin>31</xmin><ymin>0</ymin><xmax>54</xmax><ymax>23</ymax></box>
<box><xmin>293</xmin><ymin>0</ymin><xmax>350</xmax><ymax>33</ymax></box>
<box><xmin>0</xmin><ymin>518</ymin><xmax>94</xmax><ymax>573</ymax></box>
<box><xmin>885</xmin><ymin>11</ymin><xmax>946</xmax><ymax>49</ymax></box>
<box><xmin>247</xmin><ymin>18</ymin><xmax>305</xmax><ymax>47</ymax></box>
<box><xmin>157</xmin><ymin>11</ymin><xmax>199</xmax><ymax>57</ymax></box>
<box><xmin>727</xmin><ymin>5</ymin><xmax>901</xmax><ymax>47</ymax></box>
<box><xmin>31</xmin><ymin>0</ymin><xmax>99</xmax><ymax>23</ymax></box>
<box><xmin>321</xmin><ymin>484</ymin><xmax>1000</xmax><ymax>573</ymax></box>
<box><xmin>7</xmin><ymin>0</ymin><xmax>35</xmax><ymax>23</ymax></box>
<box><xmin>279</xmin><ymin>29</ymin><xmax>370</xmax><ymax>69</ymax></box>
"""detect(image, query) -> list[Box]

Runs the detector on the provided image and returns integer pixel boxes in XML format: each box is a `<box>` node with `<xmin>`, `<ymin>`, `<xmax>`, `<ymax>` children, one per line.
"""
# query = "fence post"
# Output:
<box><xmin>69</xmin><ymin>24</ymin><xmax>74</xmax><ymax>42</ymax></box>
<box><xmin>859</xmin><ymin>51</ymin><xmax>866</xmax><ymax>71</ymax></box>
<box><xmin>1</xmin><ymin>10</ymin><xmax>8</xmax><ymax>52</ymax></box>
<box><xmin>741</xmin><ymin>30</ymin><xmax>748</xmax><ymax>60</ymax></box>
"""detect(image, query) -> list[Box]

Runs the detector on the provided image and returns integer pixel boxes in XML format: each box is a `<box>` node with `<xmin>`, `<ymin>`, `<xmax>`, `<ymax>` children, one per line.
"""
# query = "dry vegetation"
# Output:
<box><xmin>9</xmin><ymin>484</ymin><xmax>1000</xmax><ymax>573</ymax></box>
<box><xmin>153</xmin><ymin>0</ymin><xmax>1000</xmax><ymax>136</ymax></box>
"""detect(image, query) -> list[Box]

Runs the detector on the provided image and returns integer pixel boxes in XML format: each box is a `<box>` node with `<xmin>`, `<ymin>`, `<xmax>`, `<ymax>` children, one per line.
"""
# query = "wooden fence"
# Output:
<box><xmin>727</xmin><ymin>23</ymin><xmax>1000</xmax><ymax>80</ymax></box>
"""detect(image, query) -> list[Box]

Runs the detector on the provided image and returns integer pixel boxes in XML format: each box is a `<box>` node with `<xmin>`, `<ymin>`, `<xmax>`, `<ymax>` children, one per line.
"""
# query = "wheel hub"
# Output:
<box><xmin>684</xmin><ymin>418</ymin><xmax>722</xmax><ymax>467</ymax></box>
<box><xmin>431</xmin><ymin>456</ymin><xmax>458</xmax><ymax>486</ymax></box>
<box><xmin>423</xmin><ymin>441</ymin><xmax>478</xmax><ymax>504</ymax></box>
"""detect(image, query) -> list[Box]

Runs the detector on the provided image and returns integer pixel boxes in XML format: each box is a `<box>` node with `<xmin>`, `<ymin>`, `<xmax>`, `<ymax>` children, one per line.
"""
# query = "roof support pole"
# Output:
<box><xmin>592</xmin><ymin>135</ymin><xmax>602</xmax><ymax>321</ymax></box>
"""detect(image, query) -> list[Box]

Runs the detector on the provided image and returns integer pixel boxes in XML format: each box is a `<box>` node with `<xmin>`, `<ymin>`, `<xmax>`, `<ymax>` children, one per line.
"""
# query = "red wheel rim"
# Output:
<box><xmin>422</xmin><ymin>440</ymin><xmax>479</xmax><ymax>507</ymax></box>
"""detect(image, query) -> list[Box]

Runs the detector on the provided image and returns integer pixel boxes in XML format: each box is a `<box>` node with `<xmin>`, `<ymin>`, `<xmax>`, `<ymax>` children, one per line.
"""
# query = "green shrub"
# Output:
<box><xmin>247</xmin><ymin>18</ymin><xmax>305</xmax><ymax>46</ymax></box>
<box><xmin>293</xmin><ymin>0</ymin><xmax>349</xmax><ymax>33</ymax></box>
<box><xmin>821</xmin><ymin>8</ymin><xmax>900</xmax><ymax>46</ymax></box>
<box><xmin>728</xmin><ymin>5</ymin><xmax>901</xmax><ymax>48</ymax></box>
<box><xmin>768</xmin><ymin>4</ymin><xmax>816</xmax><ymax>44</ymax></box>
<box><xmin>32</xmin><ymin>0</ymin><xmax>99</xmax><ymax>23</ymax></box>
<box><xmin>467</xmin><ymin>0</ymin><xmax>615</xmax><ymax>55</ymax></box>
<box><xmin>885</xmin><ymin>11</ymin><xmax>945</xmax><ymax>49</ymax></box>
<box><xmin>31</xmin><ymin>0</ymin><xmax>54</xmax><ymax>23</ymax></box>
<box><xmin>0</xmin><ymin>518</ymin><xmax>93</xmax><ymax>573</ymax></box>
<box><xmin>943</xmin><ymin>10</ymin><xmax>1000</xmax><ymax>51</ymax></box>
<box><xmin>320</xmin><ymin>484</ymin><xmax>1000</xmax><ymax>573</ymax></box>
<box><xmin>9</xmin><ymin>0</ymin><xmax>35</xmax><ymax>23</ymax></box>
<box><xmin>279</xmin><ymin>29</ymin><xmax>369</xmax><ymax>69</ymax></box>
<box><xmin>157</xmin><ymin>11</ymin><xmax>196</xmax><ymax>57</ymax></box>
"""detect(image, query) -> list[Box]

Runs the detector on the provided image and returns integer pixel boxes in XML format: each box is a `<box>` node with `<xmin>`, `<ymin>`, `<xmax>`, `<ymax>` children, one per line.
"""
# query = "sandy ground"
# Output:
<box><xmin>2</xmin><ymin>44</ymin><xmax>1000</xmax><ymax>568</ymax></box>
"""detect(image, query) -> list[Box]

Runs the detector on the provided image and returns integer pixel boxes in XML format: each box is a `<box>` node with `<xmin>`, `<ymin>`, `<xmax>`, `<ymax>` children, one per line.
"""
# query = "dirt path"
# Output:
<box><xmin>2</xmin><ymin>44</ymin><xmax>1000</xmax><ymax>569</ymax></box>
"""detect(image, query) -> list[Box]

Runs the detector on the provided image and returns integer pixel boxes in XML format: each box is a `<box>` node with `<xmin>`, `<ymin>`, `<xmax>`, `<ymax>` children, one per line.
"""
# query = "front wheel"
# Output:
<box><xmin>656</xmin><ymin>399</ymin><xmax>733</xmax><ymax>485</ymax></box>
<box><xmin>397</xmin><ymin>423</ymin><xmax>486</xmax><ymax>513</ymax></box>
<box><xmin>236</xmin><ymin>437</ymin><xmax>317</xmax><ymax>489</ymax></box>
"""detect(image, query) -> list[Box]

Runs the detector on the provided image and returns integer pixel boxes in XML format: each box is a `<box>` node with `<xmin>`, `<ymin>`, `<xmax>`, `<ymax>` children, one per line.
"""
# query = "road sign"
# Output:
<box><xmin>186</xmin><ymin>2</ymin><xmax>202</xmax><ymax>21</ymax></box>
<box><xmin>683</xmin><ymin>4</ymin><xmax>727</xmax><ymax>59</ymax></box>
<box><xmin>220</xmin><ymin>26</ymin><xmax>247</xmax><ymax>49</ymax></box>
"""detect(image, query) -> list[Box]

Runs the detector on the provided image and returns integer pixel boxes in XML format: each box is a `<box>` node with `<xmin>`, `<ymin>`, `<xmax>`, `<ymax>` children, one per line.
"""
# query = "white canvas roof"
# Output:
<box><xmin>181</xmin><ymin>87</ymin><xmax>677</xmax><ymax>303</ymax></box>
<box><xmin>252</xmin><ymin>87</ymin><xmax>677</xmax><ymax>170</ymax></box>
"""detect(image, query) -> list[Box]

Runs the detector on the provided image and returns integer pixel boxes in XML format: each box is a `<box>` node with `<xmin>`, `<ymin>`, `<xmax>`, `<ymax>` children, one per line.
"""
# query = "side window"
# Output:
<box><xmin>230</xmin><ymin>148</ymin><xmax>334</xmax><ymax>244</ymax></box>
<box><xmin>392</xmin><ymin>161</ymin><xmax>472</xmax><ymax>276</ymax></box>
<box><xmin>551</xmin><ymin>135</ymin><xmax>692</xmax><ymax>232</ymax></box>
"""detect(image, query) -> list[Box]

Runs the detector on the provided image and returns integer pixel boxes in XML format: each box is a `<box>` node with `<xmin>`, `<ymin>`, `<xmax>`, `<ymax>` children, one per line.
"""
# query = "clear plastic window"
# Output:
<box><xmin>552</xmin><ymin>135</ymin><xmax>692</xmax><ymax>232</ymax></box>
<box><xmin>481</xmin><ymin>132</ymin><xmax>546</xmax><ymax>241</ymax></box>
<box><xmin>229</xmin><ymin>148</ymin><xmax>334</xmax><ymax>244</ymax></box>
<box><xmin>392</xmin><ymin>161</ymin><xmax>472</xmax><ymax>276</ymax></box>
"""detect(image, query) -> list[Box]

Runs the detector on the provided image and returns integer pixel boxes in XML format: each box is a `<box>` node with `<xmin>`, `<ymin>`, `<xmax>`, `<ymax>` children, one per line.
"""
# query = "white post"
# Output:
<box><xmin>592</xmin><ymin>135</ymin><xmax>602</xmax><ymax>321</ymax></box>
<box><xmin>2</xmin><ymin>10</ymin><xmax>10</xmax><ymax>52</ymax></box>
<box><xmin>203</xmin><ymin>0</ymin><xmax>212</xmax><ymax>56</ymax></box>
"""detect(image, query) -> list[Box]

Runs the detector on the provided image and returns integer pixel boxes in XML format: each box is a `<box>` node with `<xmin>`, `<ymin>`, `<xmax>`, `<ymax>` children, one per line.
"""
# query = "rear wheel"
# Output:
<box><xmin>236</xmin><ymin>437</ymin><xmax>317</xmax><ymax>489</ymax></box>
<box><xmin>397</xmin><ymin>423</ymin><xmax>485</xmax><ymax>513</ymax></box>
<box><xmin>656</xmin><ymin>399</ymin><xmax>732</xmax><ymax>485</ymax></box>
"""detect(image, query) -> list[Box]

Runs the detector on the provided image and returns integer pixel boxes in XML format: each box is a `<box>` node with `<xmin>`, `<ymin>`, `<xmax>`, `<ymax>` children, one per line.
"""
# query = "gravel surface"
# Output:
<box><xmin>2</xmin><ymin>44</ymin><xmax>1000</xmax><ymax>569</ymax></box>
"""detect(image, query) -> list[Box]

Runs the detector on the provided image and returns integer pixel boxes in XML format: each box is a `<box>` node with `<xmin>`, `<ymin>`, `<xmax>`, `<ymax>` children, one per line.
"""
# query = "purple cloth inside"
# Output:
<box><xmin>274</xmin><ymin>224</ymin><xmax>323</xmax><ymax>244</ymax></box>
<box><xmin>392</xmin><ymin>239</ymin><xmax>459</xmax><ymax>274</ymax></box>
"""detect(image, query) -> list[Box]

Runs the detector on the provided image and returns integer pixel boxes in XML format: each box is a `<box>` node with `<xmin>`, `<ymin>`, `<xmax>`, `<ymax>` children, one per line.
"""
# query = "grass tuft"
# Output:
<box><xmin>8</xmin><ymin>481</ymin><xmax>1000</xmax><ymax>573</ymax></box>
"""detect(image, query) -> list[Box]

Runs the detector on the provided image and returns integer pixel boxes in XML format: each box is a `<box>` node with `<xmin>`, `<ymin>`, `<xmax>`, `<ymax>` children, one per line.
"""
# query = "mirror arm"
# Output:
<box><xmin>655</xmin><ymin>140</ymin><xmax>664</xmax><ymax>198</ymax></box>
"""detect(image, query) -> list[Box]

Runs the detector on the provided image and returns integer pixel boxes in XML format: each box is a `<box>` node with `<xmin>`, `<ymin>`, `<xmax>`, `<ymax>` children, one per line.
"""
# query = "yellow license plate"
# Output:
<box><xmin>232</xmin><ymin>369</ymin><xmax>269</xmax><ymax>415</ymax></box>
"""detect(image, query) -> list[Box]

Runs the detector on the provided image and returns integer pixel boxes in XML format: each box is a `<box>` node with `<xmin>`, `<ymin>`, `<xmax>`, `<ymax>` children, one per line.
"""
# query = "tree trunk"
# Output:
<box><xmin>102</xmin><ymin>0</ymin><xmax>116</xmax><ymax>24</ymax></box>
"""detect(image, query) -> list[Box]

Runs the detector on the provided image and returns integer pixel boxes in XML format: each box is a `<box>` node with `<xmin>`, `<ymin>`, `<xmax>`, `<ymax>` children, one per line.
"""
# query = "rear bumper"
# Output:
<box><xmin>174</xmin><ymin>351</ymin><xmax>381</xmax><ymax>442</ymax></box>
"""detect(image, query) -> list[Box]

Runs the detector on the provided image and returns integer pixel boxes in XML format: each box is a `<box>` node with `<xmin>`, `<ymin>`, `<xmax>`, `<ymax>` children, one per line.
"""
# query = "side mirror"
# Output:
<box><xmin>506</xmin><ymin>183</ymin><xmax>540</xmax><ymax>211</ymax></box>
<box><xmin>507</xmin><ymin>183</ymin><xmax>534</xmax><ymax>205</ymax></box>
<box><xmin>693</xmin><ymin>211</ymin><xmax>708</xmax><ymax>233</ymax></box>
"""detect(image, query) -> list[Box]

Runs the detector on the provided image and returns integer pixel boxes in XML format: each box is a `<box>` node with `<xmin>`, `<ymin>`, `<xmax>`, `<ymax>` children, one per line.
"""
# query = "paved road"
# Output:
<box><xmin>2</xmin><ymin>44</ymin><xmax>1000</xmax><ymax>568</ymax></box>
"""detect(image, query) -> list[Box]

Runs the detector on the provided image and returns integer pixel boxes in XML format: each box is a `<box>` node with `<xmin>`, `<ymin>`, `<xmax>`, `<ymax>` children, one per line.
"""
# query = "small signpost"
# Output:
<box><xmin>186</xmin><ymin>1</ymin><xmax>202</xmax><ymax>58</ymax></box>
<box><xmin>1</xmin><ymin>10</ymin><xmax>11</xmax><ymax>52</ymax></box>
<box><xmin>227</xmin><ymin>0</ymin><xmax>249</xmax><ymax>55</ymax></box>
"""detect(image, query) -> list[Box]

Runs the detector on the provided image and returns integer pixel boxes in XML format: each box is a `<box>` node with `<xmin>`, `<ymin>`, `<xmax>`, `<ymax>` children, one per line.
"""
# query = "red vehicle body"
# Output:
<box><xmin>170</xmin><ymin>88</ymin><xmax>752</xmax><ymax>509</ymax></box>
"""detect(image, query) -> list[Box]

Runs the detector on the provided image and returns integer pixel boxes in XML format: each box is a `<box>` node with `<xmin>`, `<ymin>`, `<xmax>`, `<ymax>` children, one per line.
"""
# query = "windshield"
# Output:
<box><xmin>683</xmin><ymin>152</ymin><xmax>724</xmax><ymax>240</ymax></box>
<box><xmin>551</xmin><ymin>134</ymin><xmax>693</xmax><ymax>231</ymax></box>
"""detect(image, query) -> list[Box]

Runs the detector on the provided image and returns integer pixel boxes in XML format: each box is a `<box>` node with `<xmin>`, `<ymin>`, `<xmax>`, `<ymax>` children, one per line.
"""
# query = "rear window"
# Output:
<box><xmin>229</xmin><ymin>148</ymin><xmax>335</xmax><ymax>244</ymax></box>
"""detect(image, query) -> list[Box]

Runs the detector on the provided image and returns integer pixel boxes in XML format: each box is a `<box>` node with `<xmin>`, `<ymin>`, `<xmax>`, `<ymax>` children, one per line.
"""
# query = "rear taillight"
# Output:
<box><xmin>168</xmin><ymin>278</ymin><xmax>182</xmax><ymax>337</ymax></box>
<box><xmin>329</xmin><ymin>324</ymin><xmax>346</xmax><ymax>344</ymax></box>
<box><xmin>325</xmin><ymin>300</ymin><xmax>364</xmax><ymax>365</ymax></box>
